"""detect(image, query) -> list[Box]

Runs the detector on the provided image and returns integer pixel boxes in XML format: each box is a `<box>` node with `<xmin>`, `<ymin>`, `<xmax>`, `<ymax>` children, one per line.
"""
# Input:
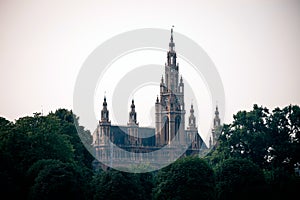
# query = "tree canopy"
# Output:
<box><xmin>0</xmin><ymin>104</ymin><xmax>299</xmax><ymax>199</ymax></box>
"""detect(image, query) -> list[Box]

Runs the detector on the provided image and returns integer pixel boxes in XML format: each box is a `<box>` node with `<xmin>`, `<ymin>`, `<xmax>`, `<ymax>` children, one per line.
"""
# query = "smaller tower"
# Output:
<box><xmin>155</xmin><ymin>96</ymin><xmax>162</xmax><ymax>146</ymax></box>
<box><xmin>129</xmin><ymin>99</ymin><xmax>137</xmax><ymax>124</ymax></box>
<box><xmin>179</xmin><ymin>76</ymin><xmax>184</xmax><ymax>94</ymax></box>
<box><xmin>213</xmin><ymin>105</ymin><xmax>220</xmax><ymax>128</ymax></box>
<box><xmin>188</xmin><ymin>104</ymin><xmax>196</xmax><ymax>129</ymax></box>
<box><xmin>127</xmin><ymin>99</ymin><xmax>140</xmax><ymax>145</ymax></box>
<box><xmin>100</xmin><ymin>96</ymin><xmax>110</xmax><ymax>123</ymax></box>
<box><xmin>93</xmin><ymin>96</ymin><xmax>111</xmax><ymax>161</ymax></box>
<box><xmin>211</xmin><ymin>105</ymin><xmax>221</xmax><ymax>148</ymax></box>
<box><xmin>187</xmin><ymin>104</ymin><xmax>200</xmax><ymax>150</ymax></box>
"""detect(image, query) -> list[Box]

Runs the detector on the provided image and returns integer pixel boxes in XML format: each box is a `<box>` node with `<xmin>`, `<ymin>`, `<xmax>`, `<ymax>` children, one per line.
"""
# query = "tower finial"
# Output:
<box><xmin>215</xmin><ymin>104</ymin><xmax>219</xmax><ymax>115</ymax></box>
<box><xmin>103</xmin><ymin>95</ymin><xmax>107</xmax><ymax>106</ymax></box>
<box><xmin>190</xmin><ymin>103</ymin><xmax>194</xmax><ymax>114</ymax></box>
<box><xmin>169</xmin><ymin>26</ymin><xmax>175</xmax><ymax>51</ymax></box>
<box><xmin>131</xmin><ymin>99</ymin><xmax>135</xmax><ymax>110</ymax></box>
<box><xmin>171</xmin><ymin>25</ymin><xmax>174</xmax><ymax>42</ymax></box>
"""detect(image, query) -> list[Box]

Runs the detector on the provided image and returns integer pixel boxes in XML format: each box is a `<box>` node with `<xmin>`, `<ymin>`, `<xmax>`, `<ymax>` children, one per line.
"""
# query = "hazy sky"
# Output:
<box><xmin>1</xmin><ymin>0</ymin><xmax>300</xmax><ymax>143</ymax></box>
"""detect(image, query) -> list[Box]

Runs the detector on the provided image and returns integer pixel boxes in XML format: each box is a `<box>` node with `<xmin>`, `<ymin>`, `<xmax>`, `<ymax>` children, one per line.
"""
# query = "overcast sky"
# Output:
<box><xmin>1</xmin><ymin>0</ymin><xmax>300</xmax><ymax>143</ymax></box>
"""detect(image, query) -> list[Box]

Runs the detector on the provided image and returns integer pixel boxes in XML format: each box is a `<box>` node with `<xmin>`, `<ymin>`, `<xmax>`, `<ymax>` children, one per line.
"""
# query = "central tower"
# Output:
<box><xmin>155</xmin><ymin>28</ymin><xmax>186</xmax><ymax>146</ymax></box>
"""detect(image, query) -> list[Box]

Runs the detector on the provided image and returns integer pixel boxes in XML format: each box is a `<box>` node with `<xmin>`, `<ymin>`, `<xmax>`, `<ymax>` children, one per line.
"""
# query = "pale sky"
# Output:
<box><xmin>1</xmin><ymin>0</ymin><xmax>300</xmax><ymax>144</ymax></box>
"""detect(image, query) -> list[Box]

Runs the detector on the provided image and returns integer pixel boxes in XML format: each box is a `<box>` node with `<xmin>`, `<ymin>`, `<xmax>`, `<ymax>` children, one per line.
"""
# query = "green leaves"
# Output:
<box><xmin>215</xmin><ymin>158</ymin><xmax>265</xmax><ymax>200</ymax></box>
<box><xmin>212</xmin><ymin>104</ymin><xmax>300</xmax><ymax>171</ymax></box>
<box><xmin>92</xmin><ymin>170</ymin><xmax>146</xmax><ymax>200</ymax></box>
<box><xmin>0</xmin><ymin>109</ymin><xmax>93</xmax><ymax>199</ymax></box>
<box><xmin>153</xmin><ymin>156</ymin><xmax>216</xmax><ymax>200</ymax></box>
<box><xmin>1</xmin><ymin>104</ymin><xmax>299</xmax><ymax>199</ymax></box>
<box><xmin>28</xmin><ymin>160</ymin><xmax>87</xmax><ymax>200</ymax></box>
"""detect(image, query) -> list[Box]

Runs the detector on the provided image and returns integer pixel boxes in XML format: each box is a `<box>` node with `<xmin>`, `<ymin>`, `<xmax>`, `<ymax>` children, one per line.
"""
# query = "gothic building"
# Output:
<box><xmin>92</xmin><ymin>28</ymin><xmax>221</xmax><ymax>170</ymax></box>
<box><xmin>155</xmin><ymin>28</ymin><xmax>186</xmax><ymax>146</ymax></box>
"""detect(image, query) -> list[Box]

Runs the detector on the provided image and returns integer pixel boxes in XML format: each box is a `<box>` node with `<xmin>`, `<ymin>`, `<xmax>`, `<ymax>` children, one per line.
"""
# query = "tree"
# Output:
<box><xmin>13</xmin><ymin>113</ymin><xmax>75</xmax><ymax>165</ymax></box>
<box><xmin>51</xmin><ymin>109</ymin><xmax>94</xmax><ymax>169</ymax></box>
<box><xmin>29</xmin><ymin>161</ymin><xmax>87</xmax><ymax>200</ymax></box>
<box><xmin>266</xmin><ymin>105</ymin><xmax>300</xmax><ymax>172</ymax></box>
<box><xmin>207</xmin><ymin>104</ymin><xmax>300</xmax><ymax>199</ymax></box>
<box><xmin>0</xmin><ymin>110</ymin><xmax>94</xmax><ymax>199</ymax></box>
<box><xmin>91</xmin><ymin>170</ymin><xmax>144</xmax><ymax>200</ymax></box>
<box><xmin>209</xmin><ymin>104</ymin><xmax>300</xmax><ymax>171</ymax></box>
<box><xmin>0</xmin><ymin>118</ymin><xmax>30</xmax><ymax>198</ymax></box>
<box><xmin>215</xmin><ymin>158</ymin><xmax>266</xmax><ymax>200</ymax></box>
<box><xmin>153</xmin><ymin>156</ymin><xmax>216</xmax><ymax>200</ymax></box>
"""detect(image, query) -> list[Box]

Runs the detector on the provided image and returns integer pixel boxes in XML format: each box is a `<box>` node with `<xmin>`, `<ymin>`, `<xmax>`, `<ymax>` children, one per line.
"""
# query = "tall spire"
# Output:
<box><xmin>166</xmin><ymin>26</ymin><xmax>178</xmax><ymax>91</ymax></box>
<box><xmin>169</xmin><ymin>25</ymin><xmax>175</xmax><ymax>52</ymax></box>
<box><xmin>170</xmin><ymin>26</ymin><xmax>174</xmax><ymax>42</ymax></box>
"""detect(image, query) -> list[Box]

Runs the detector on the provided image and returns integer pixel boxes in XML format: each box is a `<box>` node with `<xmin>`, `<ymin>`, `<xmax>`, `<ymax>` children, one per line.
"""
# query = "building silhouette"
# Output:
<box><xmin>92</xmin><ymin>28</ymin><xmax>220</xmax><ymax>170</ymax></box>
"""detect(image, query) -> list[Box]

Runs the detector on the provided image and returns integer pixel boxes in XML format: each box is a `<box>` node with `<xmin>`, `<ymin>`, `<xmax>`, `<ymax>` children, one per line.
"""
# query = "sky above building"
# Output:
<box><xmin>1</xmin><ymin>0</ymin><xmax>300</xmax><ymax>144</ymax></box>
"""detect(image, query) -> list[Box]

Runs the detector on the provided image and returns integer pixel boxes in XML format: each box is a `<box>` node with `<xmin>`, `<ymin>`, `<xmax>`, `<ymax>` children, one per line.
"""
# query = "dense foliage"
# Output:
<box><xmin>153</xmin><ymin>156</ymin><xmax>216</xmax><ymax>200</ymax></box>
<box><xmin>0</xmin><ymin>105</ymin><xmax>299</xmax><ymax>199</ymax></box>
<box><xmin>207</xmin><ymin>104</ymin><xmax>300</xmax><ymax>199</ymax></box>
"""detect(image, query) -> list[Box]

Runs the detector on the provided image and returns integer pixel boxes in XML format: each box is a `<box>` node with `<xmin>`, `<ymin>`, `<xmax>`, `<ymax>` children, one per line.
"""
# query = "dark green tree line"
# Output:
<box><xmin>0</xmin><ymin>104</ymin><xmax>299</xmax><ymax>199</ymax></box>
<box><xmin>207</xmin><ymin>104</ymin><xmax>300</xmax><ymax>199</ymax></box>
<box><xmin>0</xmin><ymin>109</ymin><xmax>93</xmax><ymax>199</ymax></box>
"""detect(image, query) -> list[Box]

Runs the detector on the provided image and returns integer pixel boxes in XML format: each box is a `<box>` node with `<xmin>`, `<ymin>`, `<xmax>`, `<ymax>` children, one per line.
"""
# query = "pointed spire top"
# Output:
<box><xmin>215</xmin><ymin>105</ymin><xmax>219</xmax><ymax>115</ymax></box>
<box><xmin>188</xmin><ymin>102</ymin><xmax>196</xmax><ymax>129</ymax></box>
<box><xmin>170</xmin><ymin>25</ymin><xmax>174</xmax><ymax>42</ymax></box>
<box><xmin>190</xmin><ymin>103</ymin><xmax>194</xmax><ymax>114</ymax></box>
<box><xmin>101</xmin><ymin>95</ymin><xmax>109</xmax><ymax>122</ymax></box>
<box><xmin>213</xmin><ymin>104</ymin><xmax>220</xmax><ymax>128</ymax></box>
<box><xmin>169</xmin><ymin>25</ymin><xmax>175</xmax><ymax>52</ymax></box>
<box><xmin>156</xmin><ymin>95</ymin><xmax>159</xmax><ymax>103</ymax></box>
<box><xmin>131</xmin><ymin>99</ymin><xmax>135</xmax><ymax>109</ymax></box>
<box><xmin>103</xmin><ymin>96</ymin><xmax>107</xmax><ymax>106</ymax></box>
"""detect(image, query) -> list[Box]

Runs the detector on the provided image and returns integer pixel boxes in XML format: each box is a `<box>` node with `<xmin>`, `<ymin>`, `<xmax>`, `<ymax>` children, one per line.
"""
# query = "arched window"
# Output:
<box><xmin>175</xmin><ymin>116</ymin><xmax>181</xmax><ymax>136</ymax></box>
<box><xmin>163</xmin><ymin>116</ymin><xmax>169</xmax><ymax>142</ymax></box>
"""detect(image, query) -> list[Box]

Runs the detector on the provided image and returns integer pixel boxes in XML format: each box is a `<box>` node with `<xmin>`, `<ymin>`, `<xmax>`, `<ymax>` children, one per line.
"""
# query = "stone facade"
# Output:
<box><xmin>92</xmin><ymin>28</ymin><xmax>218</xmax><ymax>170</ymax></box>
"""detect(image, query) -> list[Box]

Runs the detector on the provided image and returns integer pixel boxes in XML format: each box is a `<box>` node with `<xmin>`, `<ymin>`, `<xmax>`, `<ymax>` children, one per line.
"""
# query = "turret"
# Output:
<box><xmin>188</xmin><ymin>104</ymin><xmax>196</xmax><ymax>130</ymax></box>
<box><xmin>129</xmin><ymin>99</ymin><xmax>138</xmax><ymax>125</ymax></box>
<box><xmin>100</xmin><ymin>96</ymin><xmax>110</xmax><ymax>123</ymax></box>
<box><xmin>211</xmin><ymin>105</ymin><xmax>221</xmax><ymax>148</ymax></box>
<box><xmin>213</xmin><ymin>105</ymin><xmax>220</xmax><ymax>128</ymax></box>
<box><xmin>127</xmin><ymin>99</ymin><xmax>139</xmax><ymax>145</ymax></box>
